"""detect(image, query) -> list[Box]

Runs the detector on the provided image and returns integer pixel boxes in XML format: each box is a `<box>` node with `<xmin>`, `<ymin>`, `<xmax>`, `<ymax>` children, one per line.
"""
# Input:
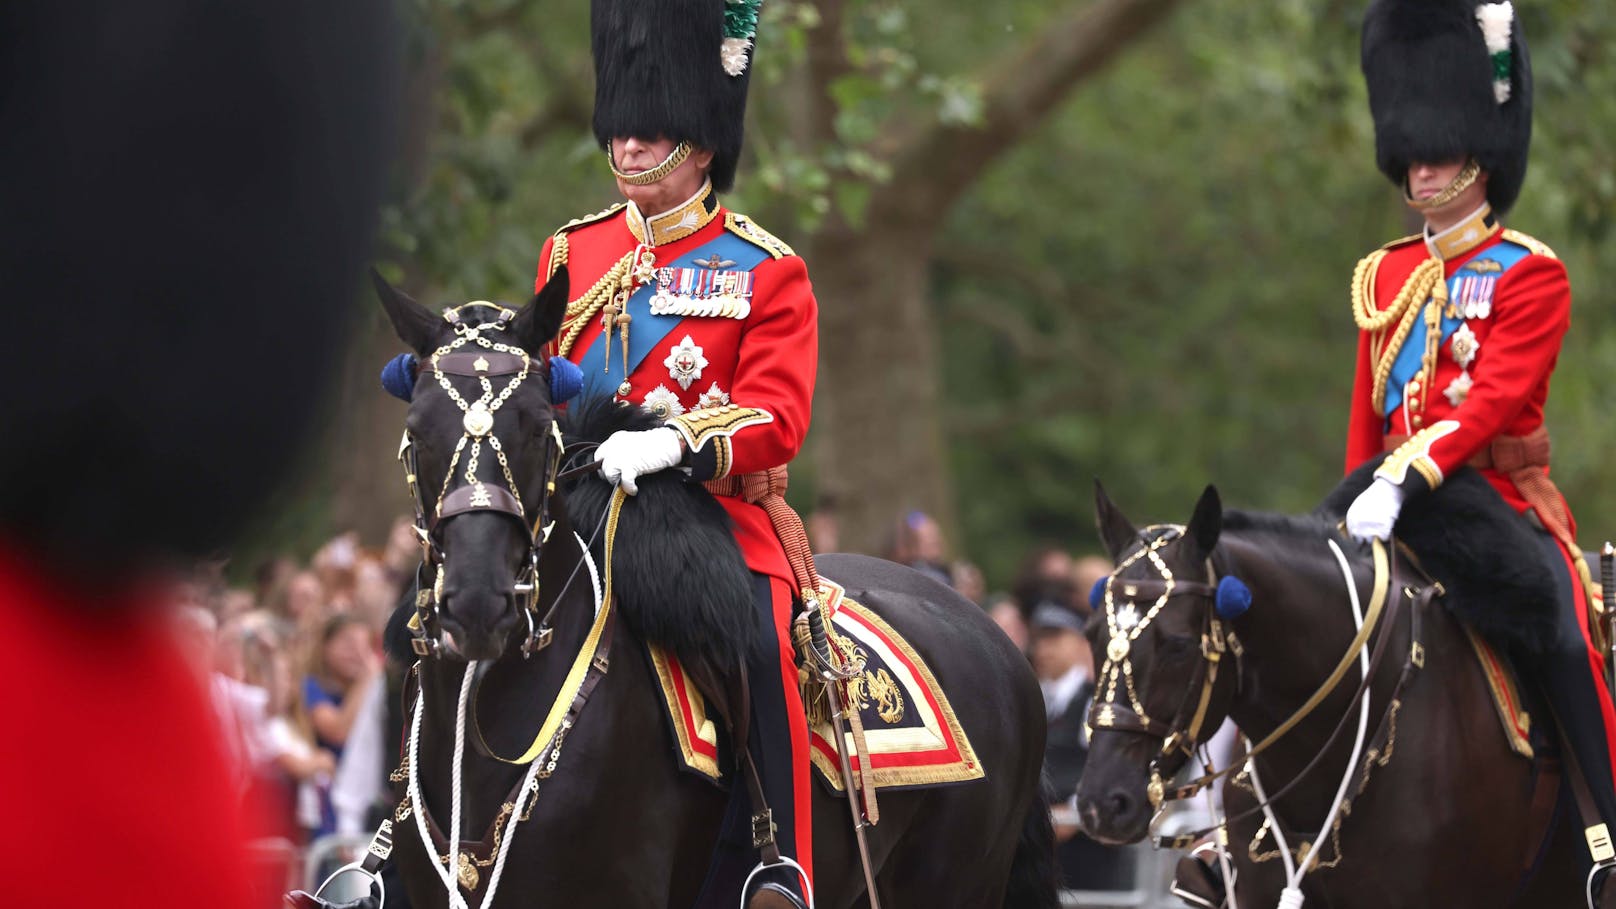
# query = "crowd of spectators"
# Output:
<box><xmin>168</xmin><ymin>498</ymin><xmax>1131</xmax><ymax>897</ymax></box>
<box><xmin>838</xmin><ymin>505</ymin><xmax>1133</xmax><ymax>893</ymax></box>
<box><xmin>166</xmin><ymin>516</ymin><xmax>420</xmax><ymax>893</ymax></box>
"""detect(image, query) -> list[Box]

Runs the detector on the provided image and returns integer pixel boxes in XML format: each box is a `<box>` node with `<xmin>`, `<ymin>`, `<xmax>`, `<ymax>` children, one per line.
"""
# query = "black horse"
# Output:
<box><xmin>366</xmin><ymin>271</ymin><xmax>1056</xmax><ymax>909</ymax></box>
<box><xmin>1075</xmin><ymin>475</ymin><xmax>1592</xmax><ymax>908</ymax></box>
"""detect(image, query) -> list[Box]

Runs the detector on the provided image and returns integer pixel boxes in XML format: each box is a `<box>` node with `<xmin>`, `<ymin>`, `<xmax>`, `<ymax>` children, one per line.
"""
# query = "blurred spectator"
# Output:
<box><xmin>231</xmin><ymin>615</ymin><xmax>337</xmax><ymax>839</ymax></box>
<box><xmin>313</xmin><ymin>531</ymin><xmax>362</xmax><ymax>612</ymax></box>
<box><xmin>382</xmin><ymin>514</ymin><xmax>423</xmax><ymax>583</ymax></box>
<box><xmin>986</xmin><ymin>592</ymin><xmax>1029</xmax><ymax>653</ymax></box>
<box><xmin>352</xmin><ymin>549</ymin><xmax>404</xmax><ymax>630</ymax></box>
<box><xmin>304</xmin><ymin>614</ymin><xmax>383</xmax><ymax>756</ymax></box>
<box><xmin>951</xmin><ymin>561</ymin><xmax>987</xmax><ymax>605</ymax></box>
<box><xmin>890</xmin><ymin>509</ymin><xmax>951</xmax><ymax>588</ymax></box>
<box><xmin>807</xmin><ymin>494</ymin><xmax>841</xmax><ymax>553</ymax></box>
<box><xmin>1030</xmin><ymin>600</ymin><xmax>1132</xmax><ymax>890</ymax></box>
<box><xmin>302</xmin><ymin>614</ymin><xmax>382</xmax><ymax>838</ymax></box>
<box><xmin>220</xmin><ymin>587</ymin><xmax>258</xmax><ymax>624</ymax></box>
<box><xmin>284</xmin><ymin>570</ymin><xmax>329</xmax><ymax>627</ymax></box>
<box><xmin>256</xmin><ymin>556</ymin><xmax>301</xmax><ymax>616</ymax></box>
<box><xmin>1012</xmin><ymin>545</ymin><xmax>1078</xmax><ymax>615</ymax></box>
<box><xmin>1071</xmin><ymin>554</ymin><xmax>1114</xmax><ymax>618</ymax></box>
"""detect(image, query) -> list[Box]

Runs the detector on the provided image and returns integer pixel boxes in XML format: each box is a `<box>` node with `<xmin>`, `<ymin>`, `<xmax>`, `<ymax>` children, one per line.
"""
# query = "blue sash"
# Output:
<box><xmin>575</xmin><ymin>231</ymin><xmax>768</xmax><ymax>398</ymax></box>
<box><xmin>1382</xmin><ymin>241</ymin><xmax>1531</xmax><ymax>418</ymax></box>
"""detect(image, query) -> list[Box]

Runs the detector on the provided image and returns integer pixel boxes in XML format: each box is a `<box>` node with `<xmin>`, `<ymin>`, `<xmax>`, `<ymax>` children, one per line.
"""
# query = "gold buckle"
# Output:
<box><xmin>1588</xmin><ymin>823</ymin><xmax>1615</xmax><ymax>863</ymax></box>
<box><xmin>1410</xmin><ymin>642</ymin><xmax>1426</xmax><ymax>668</ymax></box>
<box><xmin>367</xmin><ymin>820</ymin><xmax>395</xmax><ymax>861</ymax></box>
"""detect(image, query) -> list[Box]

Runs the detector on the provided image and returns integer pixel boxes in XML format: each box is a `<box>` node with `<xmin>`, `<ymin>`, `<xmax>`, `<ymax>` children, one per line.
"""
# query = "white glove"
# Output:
<box><xmin>1345</xmin><ymin>477</ymin><xmax>1407</xmax><ymax>543</ymax></box>
<box><xmin>595</xmin><ymin>427</ymin><xmax>685</xmax><ymax>495</ymax></box>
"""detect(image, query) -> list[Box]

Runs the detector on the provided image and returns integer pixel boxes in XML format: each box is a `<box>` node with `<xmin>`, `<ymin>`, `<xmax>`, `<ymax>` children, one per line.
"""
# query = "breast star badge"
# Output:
<box><xmin>663</xmin><ymin>335</ymin><xmax>708</xmax><ymax>390</ymax></box>
<box><xmin>1449</xmin><ymin>323</ymin><xmax>1479</xmax><ymax>368</ymax></box>
<box><xmin>1444</xmin><ymin>370</ymin><xmax>1474</xmax><ymax>407</ymax></box>
<box><xmin>642</xmin><ymin>384</ymin><xmax>686</xmax><ymax>419</ymax></box>
<box><xmin>697</xmin><ymin>381</ymin><xmax>731</xmax><ymax>409</ymax></box>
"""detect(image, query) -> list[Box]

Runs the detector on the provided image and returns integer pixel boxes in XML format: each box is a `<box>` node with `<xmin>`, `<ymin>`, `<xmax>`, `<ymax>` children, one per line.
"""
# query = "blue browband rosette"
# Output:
<box><xmin>1089</xmin><ymin>577</ymin><xmax>1106</xmax><ymax>611</ymax></box>
<box><xmin>381</xmin><ymin>353</ymin><xmax>417</xmax><ymax>401</ymax></box>
<box><xmin>1215</xmin><ymin>576</ymin><xmax>1252</xmax><ymax>620</ymax></box>
<box><xmin>548</xmin><ymin>356</ymin><xmax>583</xmax><ymax>403</ymax></box>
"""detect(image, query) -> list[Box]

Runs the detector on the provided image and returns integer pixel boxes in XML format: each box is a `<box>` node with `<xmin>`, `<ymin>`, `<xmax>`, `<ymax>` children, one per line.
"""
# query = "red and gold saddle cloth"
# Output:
<box><xmin>649</xmin><ymin>578</ymin><xmax>984</xmax><ymax>792</ymax></box>
<box><xmin>1465</xmin><ymin>625</ymin><xmax>1535</xmax><ymax>759</ymax></box>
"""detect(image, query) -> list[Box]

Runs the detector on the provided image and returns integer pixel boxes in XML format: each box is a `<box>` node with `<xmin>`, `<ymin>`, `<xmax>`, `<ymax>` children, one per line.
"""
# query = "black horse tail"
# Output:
<box><xmin>1002</xmin><ymin>779</ymin><xmax>1060</xmax><ymax>909</ymax></box>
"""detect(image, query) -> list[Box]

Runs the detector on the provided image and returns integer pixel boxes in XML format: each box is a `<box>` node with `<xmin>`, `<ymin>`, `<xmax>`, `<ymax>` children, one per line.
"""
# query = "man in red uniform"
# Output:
<box><xmin>534</xmin><ymin>0</ymin><xmax>815</xmax><ymax>904</ymax></box>
<box><xmin>1345</xmin><ymin>0</ymin><xmax>1616</xmax><ymax>892</ymax></box>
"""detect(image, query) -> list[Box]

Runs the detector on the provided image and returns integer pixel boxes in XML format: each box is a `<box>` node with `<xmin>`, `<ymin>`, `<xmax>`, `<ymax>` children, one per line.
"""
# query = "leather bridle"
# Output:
<box><xmin>399</xmin><ymin>303</ymin><xmax>577</xmax><ymax>660</ymax></box>
<box><xmin>1088</xmin><ymin>525</ymin><xmax>1237</xmax><ymax>808</ymax></box>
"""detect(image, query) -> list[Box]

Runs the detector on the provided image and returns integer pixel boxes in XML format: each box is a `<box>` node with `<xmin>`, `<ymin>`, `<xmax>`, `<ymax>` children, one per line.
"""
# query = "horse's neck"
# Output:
<box><xmin>413</xmin><ymin>522</ymin><xmax>600</xmax><ymax>826</ymax></box>
<box><xmin>1221</xmin><ymin>533</ymin><xmax>1371</xmax><ymax>759</ymax></box>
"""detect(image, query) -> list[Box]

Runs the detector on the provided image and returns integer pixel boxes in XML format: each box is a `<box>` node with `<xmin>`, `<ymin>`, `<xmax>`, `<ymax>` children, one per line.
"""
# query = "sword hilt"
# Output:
<box><xmin>805</xmin><ymin>607</ymin><xmax>839</xmax><ymax>676</ymax></box>
<box><xmin>1603</xmin><ymin>543</ymin><xmax>1615</xmax><ymax>696</ymax></box>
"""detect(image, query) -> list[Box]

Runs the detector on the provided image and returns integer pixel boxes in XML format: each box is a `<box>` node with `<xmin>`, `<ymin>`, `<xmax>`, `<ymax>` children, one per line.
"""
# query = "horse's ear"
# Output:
<box><xmin>371</xmin><ymin>268</ymin><xmax>439</xmax><ymax>355</ymax></box>
<box><xmin>1094</xmin><ymin>480</ymin><xmax>1137</xmax><ymax>563</ymax></box>
<box><xmin>1187</xmin><ymin>484</ymin><xmax>1223</xmax><ymax>559</ymax></box>
<box><xmin>510</xmin><ymin>265</ymin><xmax>570</xmax><ymax>354</ymax></box>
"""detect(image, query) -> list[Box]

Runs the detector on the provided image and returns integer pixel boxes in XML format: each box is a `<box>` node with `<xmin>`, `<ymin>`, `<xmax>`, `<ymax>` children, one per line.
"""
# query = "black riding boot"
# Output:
<box><xmin>743</xmin><ymin>573</ymin><xmax>809</xmax><ymax>909</ymax></box>
<box><xmin>1527</xmin><ymin>531</ymin><xmax>1616</xmax><ymax>887</ymax></box>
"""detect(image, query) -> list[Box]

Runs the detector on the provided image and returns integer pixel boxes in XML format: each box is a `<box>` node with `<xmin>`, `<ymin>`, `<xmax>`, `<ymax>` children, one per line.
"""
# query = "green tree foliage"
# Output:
<box><xmin>940</xmin><ymin>1</ymin><xmax>1616</xmax><ymax>584</ymax></box>
<box><xmin>261</xmin><ymin>0</ymin><xmax>1613</xmax><ymax>592</ymax></box>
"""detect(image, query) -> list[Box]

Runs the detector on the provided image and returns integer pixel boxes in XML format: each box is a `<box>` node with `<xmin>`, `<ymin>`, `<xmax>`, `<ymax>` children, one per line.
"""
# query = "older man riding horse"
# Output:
<box><xmin>285</xmin><ymin>273</ymin><xmax>1055</xmax><ymax>909</ymax></box>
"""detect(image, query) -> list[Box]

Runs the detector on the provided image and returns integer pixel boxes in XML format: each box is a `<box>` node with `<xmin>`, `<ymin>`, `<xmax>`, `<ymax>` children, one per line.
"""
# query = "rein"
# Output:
<box><xmin>1091</xmin><ymin>530</ymin><xmax>1441</xmax><ymax>850</ymax></box>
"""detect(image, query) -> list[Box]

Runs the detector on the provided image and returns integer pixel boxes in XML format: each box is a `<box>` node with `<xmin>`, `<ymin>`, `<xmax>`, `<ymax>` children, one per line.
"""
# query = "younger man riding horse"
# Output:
<box><xmin>1345</xmin><ymin>0</ymin><xmax>1616</xmax><ymax>887</ymax></box>
<box><xmin>534</xmin><ymin>1</ymin><xmax>815</xmax><ymax>904</ymax></box>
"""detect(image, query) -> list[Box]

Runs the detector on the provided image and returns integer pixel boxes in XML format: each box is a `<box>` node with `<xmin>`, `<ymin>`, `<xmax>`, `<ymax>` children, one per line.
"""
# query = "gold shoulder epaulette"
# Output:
<box><xmin>1502</xmin><ymin>228</ymin><xmax>1558</xmax><ymax>260</ymax></box>
<box><xmin>544</xmin><ymin>203</ymin><xmax>628</xmax><ymax>281</ymax></box>
<box><xmin>555</xmin><ymin>202</ymin><xmax>627</xmax><ymax>238</ymax></box>
<box><xmin>1379</xmin><ymin>233</ymin><xmax>1422</xmax><ymax>250</ymax></box>
<box><xmin>724</xmin><ymin>211</ymin><xmax>793</xmax><ymax>260</ymax></box>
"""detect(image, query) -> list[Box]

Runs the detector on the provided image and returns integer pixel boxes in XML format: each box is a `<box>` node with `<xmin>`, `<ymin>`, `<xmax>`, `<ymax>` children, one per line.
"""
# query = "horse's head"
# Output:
<box><xmin>1077</xmin><ymin>481</ymin><xmax>1238</xmax><ymax>845</ymax></box>
<box><xmin>373</xmin><ymin>267</ymin><xmax>571</xmax><ymax>661</ymax></box>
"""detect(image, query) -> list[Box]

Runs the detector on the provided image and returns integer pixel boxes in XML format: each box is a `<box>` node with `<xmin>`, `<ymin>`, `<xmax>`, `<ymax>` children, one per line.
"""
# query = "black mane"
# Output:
<box><xmin>558</xmin><ymin>395</ymin><xmax>758</xmax><ymax>670</ymax></box>
<box><xmin>1225</xmin><ymin>456</ymin><xmax>1556</xmax><ymax>655</ymax></box>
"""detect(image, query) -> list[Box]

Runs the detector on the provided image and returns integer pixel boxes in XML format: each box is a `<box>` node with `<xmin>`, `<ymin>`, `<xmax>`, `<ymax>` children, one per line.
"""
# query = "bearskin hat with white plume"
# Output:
<box><xmin>1361</xmin><ymin>0</ymin><xmax>1533</xmax><ymax>212</ymax></box>
<box><xmin>591</xmin><ymin>0</ymin><xmax>761</xmax><ymax>193</ymax></box>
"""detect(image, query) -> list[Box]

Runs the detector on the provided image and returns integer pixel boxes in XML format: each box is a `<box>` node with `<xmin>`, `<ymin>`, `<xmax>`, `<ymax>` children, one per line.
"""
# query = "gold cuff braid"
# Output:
<box><xmin>666</xmin><ymin>405</ymin><xmax>774</xmax><ymax>453</ymax></box>
<box><xmin>1376</xmin><ymin>421</ymin><xmax>1460</xmax><ymax>489</ymax></box>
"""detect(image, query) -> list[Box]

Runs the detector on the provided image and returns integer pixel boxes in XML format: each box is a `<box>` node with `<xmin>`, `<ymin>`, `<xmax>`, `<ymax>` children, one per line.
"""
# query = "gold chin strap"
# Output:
<box><xmin>1403</xmin><ymin>158</ymin><xmax>1481</xmax><ymax>211</ymax></box>
<box><xmin>608</xmin><ymin>141</ymin><xmax>692</xmax><ymax>186</ymax></box>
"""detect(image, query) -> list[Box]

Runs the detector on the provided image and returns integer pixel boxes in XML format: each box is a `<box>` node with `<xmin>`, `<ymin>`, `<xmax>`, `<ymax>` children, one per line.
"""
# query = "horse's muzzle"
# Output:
<box><xmin>438</xmin><ymin>592</ymin><xmax>518</xmax><ymax>661</ymax></box>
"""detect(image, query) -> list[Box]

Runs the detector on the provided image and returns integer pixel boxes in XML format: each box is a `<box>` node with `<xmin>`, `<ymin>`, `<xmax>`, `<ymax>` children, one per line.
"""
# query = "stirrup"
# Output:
<box><xmin>1587</xmin><ymin>858</ymin><xmax>1616</xmax><ymax>909</ymax></box>
<box><xmin>740</xmin><ymin>856</ymin><xmax>814</xmax><ymax>909</ymax></box>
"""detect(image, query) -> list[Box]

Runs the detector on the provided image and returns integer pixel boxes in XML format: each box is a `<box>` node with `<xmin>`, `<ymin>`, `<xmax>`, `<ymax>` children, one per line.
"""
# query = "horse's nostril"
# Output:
<box><xmin>1106</xmin><ymin>790</ymin><xmax>1134</xmax><ymax>819</ymax></box>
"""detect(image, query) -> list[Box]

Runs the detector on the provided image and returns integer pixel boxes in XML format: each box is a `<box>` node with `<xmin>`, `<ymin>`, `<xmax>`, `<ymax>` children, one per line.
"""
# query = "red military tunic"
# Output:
<box><xmin>1346</xmin><ymin>204</ymin><xmax>1571</xmax><ymax>527</ymax></box>
<box><xmin>1345</xmin><ymin>205</ymin><xmax>1616</xmax><ymax>778</ymax></box>
<box><xmin>534</xmin><ymin>180</ymin><xmax>817</xmax><ymax>585</ymax></box>
<box><xmin>536</xmin><ymin>181</ymin><xmax>819</xmax><ymax>884</ymax></box>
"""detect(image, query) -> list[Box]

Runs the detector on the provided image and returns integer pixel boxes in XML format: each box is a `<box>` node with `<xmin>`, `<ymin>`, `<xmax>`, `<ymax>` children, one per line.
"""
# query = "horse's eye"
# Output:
<box><xmin>1158</xmin><ymin>634</ymin><xmax>1197</xmax><ymax>655</ymax></box>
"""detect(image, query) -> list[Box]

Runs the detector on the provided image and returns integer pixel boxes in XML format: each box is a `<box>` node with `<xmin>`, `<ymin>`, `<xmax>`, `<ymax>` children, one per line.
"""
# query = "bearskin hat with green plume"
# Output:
<box><xmin>591</xmin><ymin>0</ymin><xmax>761</xmax><ymax>193</ymax></box>
<box><xmin>1361</xmin><ymin>0</ymin><xmax>1533</xmax><ymax>212</ymax></box>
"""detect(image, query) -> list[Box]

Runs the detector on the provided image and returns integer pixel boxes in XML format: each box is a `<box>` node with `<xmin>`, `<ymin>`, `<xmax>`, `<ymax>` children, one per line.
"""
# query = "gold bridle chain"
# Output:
<box><xmin>429</xmin><ymin>318</ymin><xmax>532</xmax><ymax>518</ymax></box>
<box><xmin>1098</xmin><ymin>528</ymin><xmax>1183</xmax><ymax>724</ymax></box>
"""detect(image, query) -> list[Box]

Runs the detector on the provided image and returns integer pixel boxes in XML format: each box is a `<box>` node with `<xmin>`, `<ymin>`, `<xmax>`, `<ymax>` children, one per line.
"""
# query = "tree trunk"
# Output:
<box><xmin>806</xmin><ymin>220</ymin><xmax>956</xmax><ymax>556</ymax></box>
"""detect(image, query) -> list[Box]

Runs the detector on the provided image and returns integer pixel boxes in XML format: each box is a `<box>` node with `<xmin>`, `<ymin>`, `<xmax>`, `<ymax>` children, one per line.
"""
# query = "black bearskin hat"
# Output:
<box><xmin>591</xmin><ymin>0</ymin><xmax>756</xmax><ymax>193</ymax></box>
<box><xmin>1361</xmin><ymin>0</ymin><xmax>1533</xmax><ymax>212</ymax></box>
